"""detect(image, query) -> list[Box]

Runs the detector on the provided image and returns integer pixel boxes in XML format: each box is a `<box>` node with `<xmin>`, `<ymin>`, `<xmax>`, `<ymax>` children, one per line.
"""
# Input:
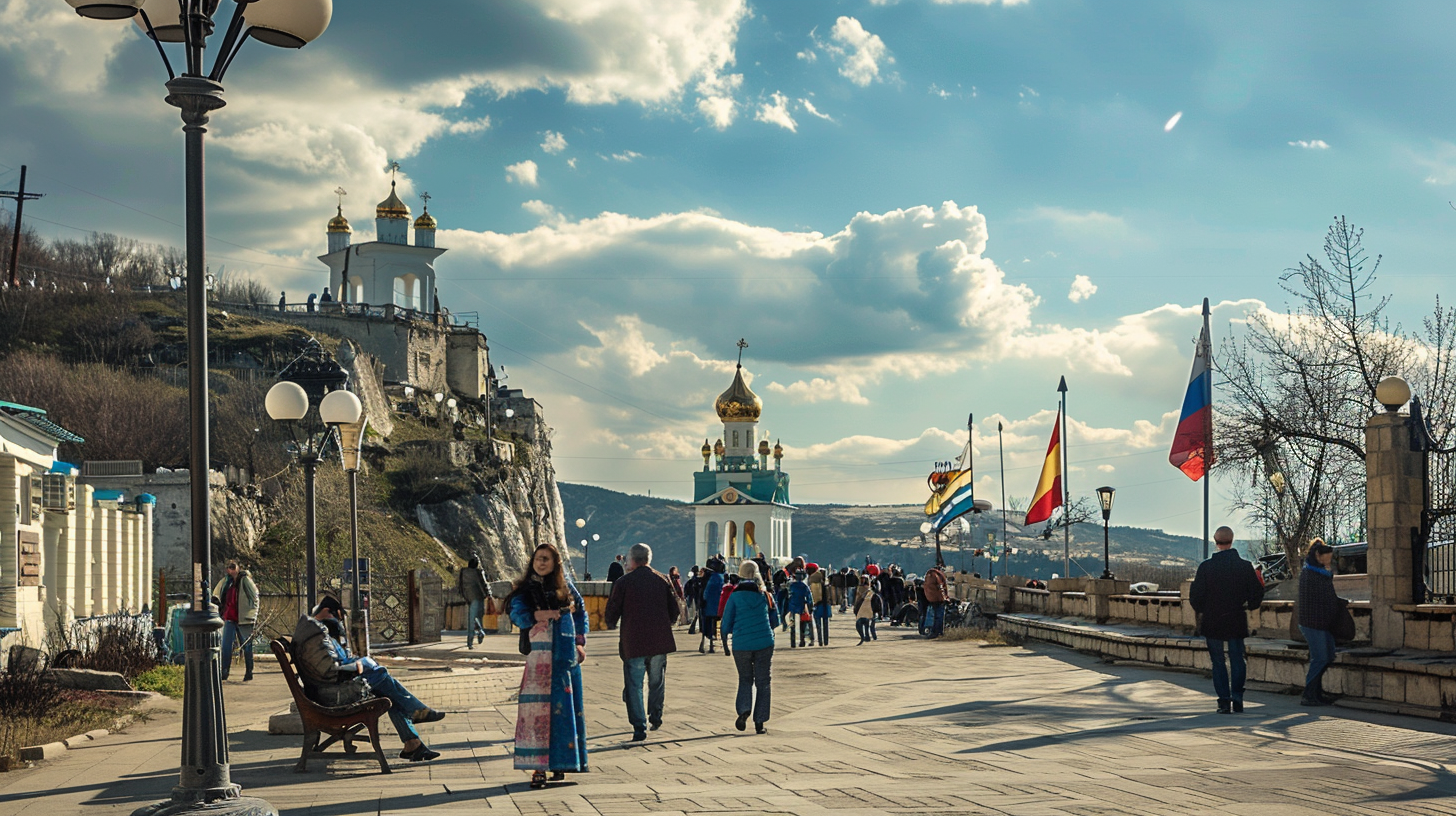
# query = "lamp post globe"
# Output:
<box><xmin>264</xmin><ymin>380</ymin><xmax>309</xmax><ymax>421</ymax></box>
<box><xmin>244</xmin><ymin>0</ymin><xmax>333</xmax><ymax>48</ymax></box>
<box><xmin>319</xmin><ymin>388</ymin><xmax>363</xmax><ymax>425</ymax></box>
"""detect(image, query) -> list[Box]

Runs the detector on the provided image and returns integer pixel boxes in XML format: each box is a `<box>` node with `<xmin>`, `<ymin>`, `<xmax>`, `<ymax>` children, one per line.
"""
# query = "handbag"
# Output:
<box><xmin>1332</xmin><ymin>600</ymin><xmax>1356</xmax><ymax>644</ymax></box>
<box><xmin>518</xmin><ymin>626</ymin><xmax>532</xmax><ymax>656</ymax></box>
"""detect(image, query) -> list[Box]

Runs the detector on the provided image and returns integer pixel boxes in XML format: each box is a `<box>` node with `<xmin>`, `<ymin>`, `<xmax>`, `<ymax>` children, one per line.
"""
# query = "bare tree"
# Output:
<box><xmin>1216</xmin><ymin>217</ymin><xmax>1456</xmax><ymax>564</ymax></box>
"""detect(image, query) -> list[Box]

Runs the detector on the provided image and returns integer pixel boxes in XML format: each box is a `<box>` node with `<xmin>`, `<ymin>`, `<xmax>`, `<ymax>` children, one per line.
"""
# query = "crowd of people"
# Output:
<box><xmin>281</xmin><ymin>532</ymin><xmax>1354</xmax><ymax>789</ymax></box>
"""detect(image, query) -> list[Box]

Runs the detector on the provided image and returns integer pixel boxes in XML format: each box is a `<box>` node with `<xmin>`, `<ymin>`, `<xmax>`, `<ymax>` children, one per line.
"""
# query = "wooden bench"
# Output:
<box><xmin>270</xmin><ymin>636</ymin><xmax>393</xmax><ymax>774</ymax></box>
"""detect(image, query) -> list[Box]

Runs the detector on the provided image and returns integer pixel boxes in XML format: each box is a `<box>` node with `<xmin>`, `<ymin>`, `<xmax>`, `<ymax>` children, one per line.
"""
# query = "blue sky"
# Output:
<box><xmin>4</xmin><ymin>0</ymin><xmax>1456</xmax><ymax>549</ymax></box>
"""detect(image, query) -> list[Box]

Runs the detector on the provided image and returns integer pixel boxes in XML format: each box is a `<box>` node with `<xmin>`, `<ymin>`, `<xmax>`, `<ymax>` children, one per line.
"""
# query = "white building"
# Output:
<box><xmin>0</xmin><ymin>402</ymin><xmax>154</xmax><ymax>658</ymax></box>
<box><xmin>318</xmin><ymin>182</ymin><xmax>443</xmax><ymax>312</ymax></box>
<box><xmin>690</xmin><ymin>362</ymin><xmax>794</xmax><ymax>568</ymax></box>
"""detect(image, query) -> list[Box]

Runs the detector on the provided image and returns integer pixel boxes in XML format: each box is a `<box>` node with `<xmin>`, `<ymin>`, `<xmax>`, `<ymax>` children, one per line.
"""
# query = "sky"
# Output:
<box><xmin>3</xmin><ymin>0</ymin><xmax>1456</xmax><ymax>548</ymax></box>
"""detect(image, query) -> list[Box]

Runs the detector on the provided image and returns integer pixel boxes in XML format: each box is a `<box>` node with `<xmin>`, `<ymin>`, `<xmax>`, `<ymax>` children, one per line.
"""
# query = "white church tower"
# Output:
<box><xmin>319</xmin><ymin>165</ymin><xmax>445</xmax><ymax>312</ymax></box>
<box><xmin>691</xmin><ymin>340</ymin><xmax>794</xmax><ymax>568</ymax></box>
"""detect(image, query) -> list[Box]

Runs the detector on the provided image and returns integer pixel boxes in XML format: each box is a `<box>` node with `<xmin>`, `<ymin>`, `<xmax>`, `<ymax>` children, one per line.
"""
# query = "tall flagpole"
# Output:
<box><xmin>998</xmin><ymin>420</ymin><xmax>1008</xmax><ymax>577</ymax></box>
<box><xmin>1202</xmin><ymin>297</ymin><xmax>1212</xmax><ymax>561</ymax></box>
<box><xmin>1058</xmin><ymin>376</ymin><xmax>1069</xmax><ymax>576</ymax></box>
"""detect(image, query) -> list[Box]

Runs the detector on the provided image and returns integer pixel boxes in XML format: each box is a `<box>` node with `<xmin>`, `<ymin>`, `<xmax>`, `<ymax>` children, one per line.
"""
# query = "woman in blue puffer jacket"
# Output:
<box><xmin>720</xmin><ymin>561</ymin><xmax>778</xmax><ymax>734</ymax></box>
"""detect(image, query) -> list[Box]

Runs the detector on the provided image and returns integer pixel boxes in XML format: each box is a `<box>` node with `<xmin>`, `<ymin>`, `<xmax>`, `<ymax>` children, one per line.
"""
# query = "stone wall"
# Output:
<box><xmin>999</xmin><ymin>610</ymin><xmax>1448</xmax><ymax>717</ymax></box>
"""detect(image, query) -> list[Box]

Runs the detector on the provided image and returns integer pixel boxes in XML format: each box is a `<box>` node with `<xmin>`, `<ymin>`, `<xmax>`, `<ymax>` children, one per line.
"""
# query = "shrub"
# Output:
<box><xmin>0</xmin><ymin>664</ymin><xmax>63</xmax><ymax>765</ymax></box>
<box><xmin>133</xmin><ymin>665</ymin><xmax>184</xmax><ymax>698</ymax></box>
<box><xmin>49</xmin><ymin>612</ymin><xmax>160</xmax><ymax>679</ymax></box>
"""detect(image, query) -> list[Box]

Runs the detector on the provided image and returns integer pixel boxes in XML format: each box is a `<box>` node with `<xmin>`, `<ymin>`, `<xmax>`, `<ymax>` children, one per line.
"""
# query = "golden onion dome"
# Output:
<box><xmin>327</xmin><ymin>206</ymin><xmax>351</xmax><ymax>234</ymax></box>
<box><xmin>714</xmin><ymin>439</ymin><xmax>725</xmax><ymax>457</ymax></box>
<box><xmin>413</xmin><ymin>208</ymin><xmax>437</xmax><ymax>231</ymax></box>
<box><xmin>773</xmin><ymin>440</ymin><xmax>783</xmax><ymax>459</ymax></box>
<box><xmin>758</xmin><ymin>439</ymin><xmax>770</xmax><ymax>456</ymax></box>
<box><xmin>701</xmin><ymin>440</ymin><xmax>712</xmax><ymax>459</ymax></box>
<box><xmin>375</xmin><ymin>182</ymin><xmax>410</xmax><ymax>220</ymax></box>
<box><xmin>714</xmin><ymin>365</ymin><xmax>763</xmax><ymax>422</ymax></box>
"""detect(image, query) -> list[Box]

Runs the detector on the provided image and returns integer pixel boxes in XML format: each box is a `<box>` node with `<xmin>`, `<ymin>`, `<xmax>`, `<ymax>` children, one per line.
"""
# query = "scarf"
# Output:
<box><xmin>1303</xmin><ymin>563</ymin><xmax>1332</xmax><ymax>577</ymax></box>
<box><xmin>522</xmin><ymin>573</ymin><xmax>568</xmax><ymax>612</ymax></box>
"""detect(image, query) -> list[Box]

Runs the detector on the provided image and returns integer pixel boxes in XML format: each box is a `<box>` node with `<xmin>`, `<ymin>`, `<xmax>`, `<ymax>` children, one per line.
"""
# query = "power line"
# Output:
<box><xmin>0</xmin><ymin>160</ymin><xmax>321</xmax><ymax>273</ymax></box>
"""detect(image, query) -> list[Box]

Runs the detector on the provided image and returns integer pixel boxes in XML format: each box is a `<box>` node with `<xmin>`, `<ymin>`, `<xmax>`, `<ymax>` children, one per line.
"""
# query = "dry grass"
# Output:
<box><xmin>942</xmin><ymin>624</ymin><xmax>1023</xmax><ymax>646</ymax></box>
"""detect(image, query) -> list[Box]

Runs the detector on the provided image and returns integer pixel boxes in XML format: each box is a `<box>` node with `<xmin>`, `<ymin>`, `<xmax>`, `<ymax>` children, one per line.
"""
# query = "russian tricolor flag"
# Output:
<box><xmin>1169</xmin><ymin>322</ymin><xmax>1213</xmax><ymax>481</ymax></box>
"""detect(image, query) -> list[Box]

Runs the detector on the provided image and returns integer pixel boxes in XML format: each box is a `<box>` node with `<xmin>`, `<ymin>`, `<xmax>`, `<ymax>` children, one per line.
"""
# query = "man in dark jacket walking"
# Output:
<box><xmin>1189</xmin><ymin>526</ymin><xmax>1265</xmax><ymax>713</ymax></box>
<box><xmin>604</xmin><ymin>543</ymin><xmax>681</xmax><ymax>741</ymax></box>
<box><xmin>457</xmin><ymin>555</ymin><xmax>492</xmax><ymax>649</ymax></box>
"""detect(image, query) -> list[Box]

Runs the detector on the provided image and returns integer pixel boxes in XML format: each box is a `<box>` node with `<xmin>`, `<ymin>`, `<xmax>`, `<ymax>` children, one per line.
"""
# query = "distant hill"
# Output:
<box><xmin>559</xmin><ymin>483</ymin><xmax>1206</xmax><ymax>582</ymax></box>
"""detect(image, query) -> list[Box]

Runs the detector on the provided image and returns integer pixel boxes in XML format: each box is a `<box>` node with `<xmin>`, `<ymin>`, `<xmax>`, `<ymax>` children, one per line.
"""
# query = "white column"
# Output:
<box><xmin>42</xmin><ymin>503</ymin><xmax>72</xmax><ymax>626</ymax></box>
<box><xmin>140</xmin><ymin>503</ymin><xmax>154</xmax><ymax>614</ymax></box>
<box><xmin>73</xmin><ymin>494</ymin><xmax>93</xmax><ymax>618</ymax></box>
<box><xmin>107</xmin><ymin>510</ymin><xmax>123</xmax><ymax>613</ymax></box>
<box><xmin>92</xmin><ymin>506</ymin><xmax>110</xmax><ymax>615</ymax></box>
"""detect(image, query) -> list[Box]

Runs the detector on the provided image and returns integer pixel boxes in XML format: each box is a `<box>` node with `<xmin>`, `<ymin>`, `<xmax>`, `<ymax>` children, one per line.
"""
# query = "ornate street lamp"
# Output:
<box><xmin>574</xmin><ymin>517</ymin><xmax>600</xmax><ymax>580</ymax></box>
<box><xmin>1097</xmin><ymin>486</ymin><xmax>1116</xmax><ymax>579</ymax></box>
<box><xmin>63</xmin><ymin>2</ymin><xmax>331</xmax><ymax>813</ymax></box>
<box><xmin>265</xmin><ymin>363</ymin><xmax>361</xmax><ymax>605</ymax></box>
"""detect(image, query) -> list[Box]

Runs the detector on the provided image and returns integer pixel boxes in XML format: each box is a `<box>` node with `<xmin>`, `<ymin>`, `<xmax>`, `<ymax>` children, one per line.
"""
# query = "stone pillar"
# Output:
<box><xmin>92</xmin><ymin>506</ymin><xmax>110</xmax><ymax>615</ymax></box>
<box><xmin>1366</xmin><ymin>411</ymin><xmax>1424</xmax><ymax>649</ymax></box>
<box><xmin>73</xmin><ymin>495</ymin><xmax>93</xmax><ymax>618</ymax></box>
<box><xmin>106</xmin><ymin>509</ymin><xmax>122</xmax><ymax>613</ymax></box>
<box><xmin>140</xmin><ymin>502</ymin><xmax>154</xmax><ymax>613</ymax></box>
<box><xmin>1086</xmin><ymin>578</ymin><xmax>1131</xmax><ymax>623</ymax></box>
<box><xmin>996</xmin><ymin>574</ymin><xmax>1019</xmax><ymax>613</ymax></box>
<box><xmin>42</xmin><ymin>500</ymin><xmax>80</xmax><ymax>627</ymax></box>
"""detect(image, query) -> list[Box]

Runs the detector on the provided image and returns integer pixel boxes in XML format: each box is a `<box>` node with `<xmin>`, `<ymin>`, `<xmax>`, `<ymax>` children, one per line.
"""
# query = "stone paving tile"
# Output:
<box><xmin>8</xmin><ymin>619</ymin><xmax>1456</xmax><ymax>814</ymax></box>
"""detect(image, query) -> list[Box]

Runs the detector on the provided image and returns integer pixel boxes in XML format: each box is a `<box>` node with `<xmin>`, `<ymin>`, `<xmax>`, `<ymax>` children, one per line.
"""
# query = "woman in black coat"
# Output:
<box><xmin>1297</xmin><ymin>539</ymin><xmax>1342</xmax><ymax>706</ymax></box>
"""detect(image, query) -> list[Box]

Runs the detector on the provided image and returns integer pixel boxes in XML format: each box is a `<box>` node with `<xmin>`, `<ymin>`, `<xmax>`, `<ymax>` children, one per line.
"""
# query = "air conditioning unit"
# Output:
<box><xmin>42</xmin><ymin>473</ymin><xmax>75</xmax><ymax>512</ymax></box>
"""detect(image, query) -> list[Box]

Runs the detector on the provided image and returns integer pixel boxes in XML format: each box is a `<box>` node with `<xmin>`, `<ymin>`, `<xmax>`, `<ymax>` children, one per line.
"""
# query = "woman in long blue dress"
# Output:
<box><xmin>507</xmin><ymin>542</ymin><xmax>589</xmax><ymax>788</ymax></box>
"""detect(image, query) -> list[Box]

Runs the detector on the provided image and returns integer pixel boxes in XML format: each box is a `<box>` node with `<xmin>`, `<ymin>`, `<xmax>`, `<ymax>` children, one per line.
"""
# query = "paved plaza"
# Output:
<box><xmin>4</xmin><ymin>618</ymin><xmax>1456</xmax><ymax>815</ymax></box>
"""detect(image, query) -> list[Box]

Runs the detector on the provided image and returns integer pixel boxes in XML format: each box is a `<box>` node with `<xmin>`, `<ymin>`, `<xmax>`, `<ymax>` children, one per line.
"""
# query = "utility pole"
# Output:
<box><xmin>1</xmin><ymin>165</ymin><xmax>44</xmax><ymax>289</ymax></box>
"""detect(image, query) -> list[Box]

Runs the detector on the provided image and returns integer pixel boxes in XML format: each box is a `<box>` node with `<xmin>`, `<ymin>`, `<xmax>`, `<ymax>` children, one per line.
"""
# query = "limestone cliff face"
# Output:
<box><xmin>414</xmin><ymin>429</ymin><xmax>569</xmax><ymax>583</ymax></box>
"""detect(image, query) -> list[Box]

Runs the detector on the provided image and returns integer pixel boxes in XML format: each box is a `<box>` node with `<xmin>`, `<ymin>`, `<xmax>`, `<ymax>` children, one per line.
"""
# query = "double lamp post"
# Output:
<box><xmin>64</xmin><ymin>2</ymin><xmax>332</xmax><ymax>814</ymax></box>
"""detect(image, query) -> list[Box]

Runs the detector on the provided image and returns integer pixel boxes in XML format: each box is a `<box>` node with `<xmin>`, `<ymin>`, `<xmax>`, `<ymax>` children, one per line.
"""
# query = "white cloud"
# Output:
<box><xmin>1164</xmin><ymin>111</ymin><xmax>1183</xmax><ymax>131</ymax></box>
<box><xmin>1288</xmin><ymin>139</ymin><xmax>1329</xmax><ymax>150</ymax></box>
<box><xmin>1068</xmin><ymin>275</ymin><xmax>1097</xmax><ymax>303</ymax></box>
<box><xmin>695</xmin><ymin>71</ymin><xmax>743</xmax><ymax>130</ymax></box>
<box><xmin>1097</xmin><ymin>464</ymin><xmax>1115</xmax><ymax>473</ymax></box>
<box><xmin>0</xmin><ymin>0</ymin><xmax>131</xmax><ymax>95</ymax></box>
<box><xmin>608</xmin><ymin>151</ymin><xmax>643</xmax><ymax>162</ymax></box>
<box><xmin>567</xmin><ymin>157</ymin><xmax>579</xmax><ymax>169</ymax></box>
<box><xmin>755</xmin><ymin>92</ymin><xmax>798</xmax><ymax>132</ymax></box>
<box><xmin>1026</xmin><ymin>206</ymin><xmax>1135</xmax><ymax>244</ymax></box>
<box><xmin>505</xmin><ymin>160</ymin><xmax>540</xmax><ymax>187</ymax></box>
<box><xmin>522</xmin><ymin>200</ymin><xmax>566</xmax><ymax>226</ymax></box>
<box><xmin>541</xmin><ymin>131</ymin><xmax>568</xmax><ymax>154</ymax></box>
<box><xmin>801</xmin><ymin>99</ymin><xmax>835</xmax><ymax>122</ymax></box>
<box><xmin>827</xmin><ymin>17</ymin><xmax>893</xmax><ymax>87</ymax></box>
<box><xmin>870</xmin><ymin>0</ymin><xmax>1029</xmax><ymax>5</ymax></box>
<box><xmin>1416</xmin><ymin>140</ymin><xmax>1456</xmax><ymax>185</ymax></box>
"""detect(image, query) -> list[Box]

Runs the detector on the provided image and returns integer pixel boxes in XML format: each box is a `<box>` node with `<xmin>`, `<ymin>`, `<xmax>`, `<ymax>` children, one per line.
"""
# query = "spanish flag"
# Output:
<box><xmin>1025</xmin><ymin>415</ymin><xmax>1063</xmax><ymax>525</ymax></box>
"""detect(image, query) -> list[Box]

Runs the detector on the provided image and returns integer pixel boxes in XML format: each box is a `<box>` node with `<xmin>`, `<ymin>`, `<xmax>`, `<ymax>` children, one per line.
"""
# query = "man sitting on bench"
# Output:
<box><xmin>292</xmin><ymin>596</ymin><xmax>446</xmax><ymax>762</ymax></box>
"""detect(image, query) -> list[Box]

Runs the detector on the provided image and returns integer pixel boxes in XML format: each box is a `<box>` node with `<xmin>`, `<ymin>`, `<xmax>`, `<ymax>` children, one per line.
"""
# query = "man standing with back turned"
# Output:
<box><xmin>1189</xmin><ymin>526</ymin><xmax>1265</xmax><ymax>713</ymax></box>
<box><xmin>604</xmin><ymin>543</ymin><xmax>681</xmax><ymax>742</ymax></box>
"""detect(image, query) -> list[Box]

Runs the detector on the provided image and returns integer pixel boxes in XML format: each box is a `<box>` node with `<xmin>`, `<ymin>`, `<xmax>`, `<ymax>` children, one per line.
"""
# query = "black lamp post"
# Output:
<box><xmin>265</xmin><ymin>343</ymin><xmax>361</xmax><ymax>606</ymax></box>
<box><xmin>1097</xmin><ymin>485</ymin><xmax>1116</xmax><ymax>579</ymax></box>
<box><xmin>574</xmin><ymin>517</ymin><xmax>600</xmax><ymax>580</ymax></box>
<box><xmin>63</xmin><ymin>2</ymin><xmax>332</xmax><ymax>814</ymax></box>
<box><xmin>338</xmin><ymin>413</ymin><xmax>369</xmax><ymax>654</ymax></box>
